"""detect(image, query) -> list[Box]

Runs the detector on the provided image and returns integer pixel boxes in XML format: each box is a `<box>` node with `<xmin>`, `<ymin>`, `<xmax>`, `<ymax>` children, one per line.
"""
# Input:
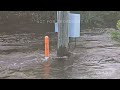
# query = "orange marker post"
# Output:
<box><xmin>45</xmin><ymin>36</ymin><xmax>49</xmax><ymax>60</ymax></box>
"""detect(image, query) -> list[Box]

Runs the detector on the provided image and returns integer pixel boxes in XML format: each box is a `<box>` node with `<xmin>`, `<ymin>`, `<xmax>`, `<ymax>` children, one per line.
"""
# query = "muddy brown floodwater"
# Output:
<box><xmin>0</xmin><ymin>28</ymin><xmax>120</xmax><ymax>79</ymax></box>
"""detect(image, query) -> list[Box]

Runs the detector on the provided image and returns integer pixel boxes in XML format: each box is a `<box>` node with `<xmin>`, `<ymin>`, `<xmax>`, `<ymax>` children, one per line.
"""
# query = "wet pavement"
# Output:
<box><xmin>0</xmin><ymin>28</ymin><xmax>120</xmax><ymax>79</ymax></box>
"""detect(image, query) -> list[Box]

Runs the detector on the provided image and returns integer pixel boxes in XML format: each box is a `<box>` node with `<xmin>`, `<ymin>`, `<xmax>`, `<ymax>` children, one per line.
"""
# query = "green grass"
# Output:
<box><xmin>111</xmin><ymin>31</ymin><xmax>120</xmax><ymax>41</ymax></box>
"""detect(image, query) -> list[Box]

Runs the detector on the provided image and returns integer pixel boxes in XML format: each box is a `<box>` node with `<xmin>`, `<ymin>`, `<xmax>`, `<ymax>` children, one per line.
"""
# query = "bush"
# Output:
<box><xmin>111</xmin><ymin>31</ymin><xmax>120</xmax><ymax>41</ymax></box>
<box><xmin>116</xmin><ymin>20</ymin><xmax>120</xmax><ymax>30</ymax></box>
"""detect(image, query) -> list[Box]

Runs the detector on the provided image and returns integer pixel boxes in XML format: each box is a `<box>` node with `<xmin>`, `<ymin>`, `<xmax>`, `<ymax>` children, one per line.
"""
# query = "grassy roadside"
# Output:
<box><xmin>111</xmin><ymin>31</ymin><xmax>120</xmax><ymax>41</ymax></box>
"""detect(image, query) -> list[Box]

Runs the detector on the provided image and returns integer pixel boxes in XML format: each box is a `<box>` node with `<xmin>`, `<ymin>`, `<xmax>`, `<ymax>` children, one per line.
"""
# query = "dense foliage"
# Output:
<box><xmin>0</xmin><ymin>11</ymin><xmax>120</xmax><ymax>29</ymax></box>
<box><xmin>0</xmin><ymin>11</ymin><xmax>56</xmax><ymax>24</ymax></box>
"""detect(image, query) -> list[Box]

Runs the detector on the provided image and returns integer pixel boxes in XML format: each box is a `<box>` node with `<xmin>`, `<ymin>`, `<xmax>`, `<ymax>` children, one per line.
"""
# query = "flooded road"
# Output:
<box><xmin>1</xmin><ymin>28</ymin><xmax>120</xmax><ymax>79</ymax></box>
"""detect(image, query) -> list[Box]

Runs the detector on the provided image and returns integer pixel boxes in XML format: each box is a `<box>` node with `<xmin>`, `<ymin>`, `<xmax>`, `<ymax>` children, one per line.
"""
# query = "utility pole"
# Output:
<box><xmin>57</xmin><ymin>11</ymin><xmax>70</xmax><ymax>57</ymax></box>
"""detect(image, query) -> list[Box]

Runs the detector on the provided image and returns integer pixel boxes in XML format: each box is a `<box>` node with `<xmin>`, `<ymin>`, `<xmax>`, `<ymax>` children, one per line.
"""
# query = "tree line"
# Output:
<box><xmin>0</xmin><ymin>11</ymin><xmax>120</xmax><ymax>29</ymax></box>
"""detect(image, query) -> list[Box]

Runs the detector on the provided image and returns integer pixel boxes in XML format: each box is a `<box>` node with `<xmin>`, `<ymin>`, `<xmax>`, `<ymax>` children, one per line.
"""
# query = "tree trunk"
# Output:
<box><xmin>57</xmin><ymin>11</ymin><xmax>70</xmax><ymax>57</ymax></box>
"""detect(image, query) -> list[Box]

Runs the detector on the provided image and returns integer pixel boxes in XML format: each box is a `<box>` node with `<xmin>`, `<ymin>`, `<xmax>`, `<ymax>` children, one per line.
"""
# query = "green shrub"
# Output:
<box><xmin>116</xmin><ymin>20</ymin><xmax>120</xmax><ymax>30</ymax></box>
<box><xmin>111</xmin><ymin>31</ymin><xmax>120</xmax><ymax>41</ymax></box>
